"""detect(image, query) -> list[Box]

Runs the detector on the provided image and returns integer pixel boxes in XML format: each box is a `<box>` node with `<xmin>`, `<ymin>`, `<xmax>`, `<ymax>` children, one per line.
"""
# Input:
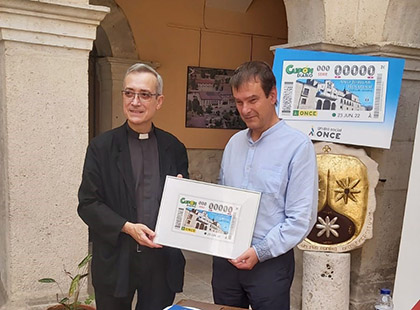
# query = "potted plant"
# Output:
<box><xmin>38</xmin><ymin>254</ymin><xmax>95</xmax><ymax>310</ymax></box>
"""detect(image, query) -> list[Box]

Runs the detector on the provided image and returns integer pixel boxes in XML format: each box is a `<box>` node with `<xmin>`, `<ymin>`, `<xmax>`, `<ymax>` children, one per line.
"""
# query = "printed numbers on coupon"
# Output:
<box><xmin>317</xmin><ymin>65</ymin><xmax>330</xmax><ymax>71</ymax></box>
<box><xmin>334</xmin><ymin>64</ymin><xmax>375</xmax><ymax>77</ymax></box>
<box><xmin>208</xmin><ymin>203</ymin><xmax>233</xmax><ymax>214</ymax></box>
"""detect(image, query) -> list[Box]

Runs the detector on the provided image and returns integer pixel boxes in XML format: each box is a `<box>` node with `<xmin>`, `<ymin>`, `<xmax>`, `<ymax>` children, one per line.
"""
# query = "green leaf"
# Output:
<box><xmin>38</xmin><ymin>278</ymin><xmax>56</xmax><ymax>283</ymax></box>
<box><xmin>84</xmin><ymin>294</ymin><xmax>94</xmax><ymax>305</ymax></box>
<box><xmin>59</xmin><ymin>297</ymin><xmax>69</xmax><ymax>304</ymax></box>
<box><xmin>68</xmin><ymin>274</ymin><xmax>80</xmax><ymax>297</ymax></box>
<box><xmin>78</xmin><ymin>254</ymin><xmax>92</xmax><ymax>269</ymax></box>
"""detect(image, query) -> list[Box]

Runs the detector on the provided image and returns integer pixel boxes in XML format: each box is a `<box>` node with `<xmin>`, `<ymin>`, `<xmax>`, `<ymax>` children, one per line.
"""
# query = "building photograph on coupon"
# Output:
<box><xmin>182</xmin><ymin>207</ymin><xmax>231</xmax><ymax>235</ymax></box>
<box><xmin>294</xmin><ymin>79</ymin><xmax>374</xmax><ymax>112</ymax></box>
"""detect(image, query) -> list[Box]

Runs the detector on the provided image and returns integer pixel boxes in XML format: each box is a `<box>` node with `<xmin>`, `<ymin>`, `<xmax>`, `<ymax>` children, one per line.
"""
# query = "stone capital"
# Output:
<box><xmin>0</xmin><ymin>0</ymin><xmax>109</xmax><ymax>50</ymax></box>
<box><xmin>283</xmin><ymin>0</ymin><xmax>420</xmax><ymax>48</ymax></box>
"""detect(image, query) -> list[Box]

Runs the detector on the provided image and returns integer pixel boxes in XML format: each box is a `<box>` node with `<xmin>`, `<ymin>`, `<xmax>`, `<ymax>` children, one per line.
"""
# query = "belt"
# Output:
<box><xmin>134</xmin><ymin>243</ymin><xmax>160</xmax><ymax>254</ymax></box>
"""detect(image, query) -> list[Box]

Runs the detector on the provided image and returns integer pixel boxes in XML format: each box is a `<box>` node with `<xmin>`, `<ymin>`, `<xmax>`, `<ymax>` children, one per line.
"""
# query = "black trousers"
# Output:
<box><xmin>212</xmin><ymin>250</ymin><xmax>294</xmax><ymax>310</ymax></box>
<box><xmin>95</xmin><ymin>246</ymin><xmax>175</xmax><ymax>310</ymax></box>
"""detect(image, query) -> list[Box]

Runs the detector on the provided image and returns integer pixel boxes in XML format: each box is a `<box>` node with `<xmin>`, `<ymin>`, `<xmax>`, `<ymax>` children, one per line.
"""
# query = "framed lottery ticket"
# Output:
<box><xmin>154</xmin><ymin>176</ymin><xmax>261</xmax><ymax>259</ymax></box>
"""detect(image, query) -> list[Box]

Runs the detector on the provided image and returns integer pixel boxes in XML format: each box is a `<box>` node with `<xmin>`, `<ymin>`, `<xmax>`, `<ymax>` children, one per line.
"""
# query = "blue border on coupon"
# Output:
<box><xmin>272</xmin><ymin>48</ymin><xmax>405</xmax><ymax>149</ymax></box>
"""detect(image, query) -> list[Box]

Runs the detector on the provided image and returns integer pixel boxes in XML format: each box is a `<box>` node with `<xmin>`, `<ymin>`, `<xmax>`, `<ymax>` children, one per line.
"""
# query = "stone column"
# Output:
<box><xmin>302</xmin><ymin>252</ymin><xmax>350</xmax><ymax>310</ymax></box>
<box><xmin>0</xmin><ymin>1</ymin><xmax>108</xmax><ymax>309</ymax></box>
<box><xmin>271</xmin><ymin>1</ymin><xmax>420</xmax><ymax>309</ymax></box>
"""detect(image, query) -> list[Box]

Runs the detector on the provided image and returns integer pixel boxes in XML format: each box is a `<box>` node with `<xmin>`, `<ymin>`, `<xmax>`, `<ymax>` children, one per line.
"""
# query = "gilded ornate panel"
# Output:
<box><xmin>298</xmin><ymin>143</ymin><xmax>379</xmax><ymax>252</ymax></box>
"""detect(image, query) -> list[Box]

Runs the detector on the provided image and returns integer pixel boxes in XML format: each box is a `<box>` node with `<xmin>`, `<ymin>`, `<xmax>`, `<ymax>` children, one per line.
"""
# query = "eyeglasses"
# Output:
<box><xmin>121</xmin><ymin>90</ymin><xmax>159</xmax><ymax>102</ymax></box>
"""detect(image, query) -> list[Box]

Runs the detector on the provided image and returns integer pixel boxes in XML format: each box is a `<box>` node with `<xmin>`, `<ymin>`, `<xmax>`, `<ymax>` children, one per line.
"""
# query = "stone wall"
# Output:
<box><xmin>187</xmin><ymin>149</ymin><xmax>223</xmax><ymax>184</ymax></box>
<box><xmin>0</xmin><ymin>36</ymin><xmax>8</xmax><ymax>309</ymax></box>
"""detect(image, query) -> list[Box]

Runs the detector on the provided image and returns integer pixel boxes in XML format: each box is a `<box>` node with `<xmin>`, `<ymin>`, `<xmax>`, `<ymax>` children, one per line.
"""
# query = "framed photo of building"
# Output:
<box><xmin>185</xmin><ymin>66</ymin><xmax>246</xmax><ymax>129</ymax></box>
<box><xmin>154</xmin><ymin>176</ymin><xmax>261</xmax><ymax>259</ymax></box>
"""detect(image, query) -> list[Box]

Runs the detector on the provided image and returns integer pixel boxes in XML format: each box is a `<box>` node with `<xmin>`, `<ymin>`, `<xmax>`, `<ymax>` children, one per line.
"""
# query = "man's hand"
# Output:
<box><xmin>121</xmin><ymin>222</ymin><xmax>162</xmax><ymax>248</ymax></box>
<box><xmin>229</xmin><ymin>247</ymin><xmax>259</xmax><ymax>270</ymax></box>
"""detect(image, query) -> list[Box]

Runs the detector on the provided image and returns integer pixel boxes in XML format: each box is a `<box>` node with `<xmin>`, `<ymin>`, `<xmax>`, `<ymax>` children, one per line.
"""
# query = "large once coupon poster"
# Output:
<box><xmin>273</xmin><ymin>48</ymin><xmax>405</xmax><ymax>148</ymax></box>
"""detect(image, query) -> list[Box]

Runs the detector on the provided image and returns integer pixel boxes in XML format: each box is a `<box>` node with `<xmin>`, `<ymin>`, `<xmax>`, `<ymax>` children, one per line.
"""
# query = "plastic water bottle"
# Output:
<box><xmin>374</xmin><ymin>288</ymin><xmax>394</xmax><ymax>310</ymax></box>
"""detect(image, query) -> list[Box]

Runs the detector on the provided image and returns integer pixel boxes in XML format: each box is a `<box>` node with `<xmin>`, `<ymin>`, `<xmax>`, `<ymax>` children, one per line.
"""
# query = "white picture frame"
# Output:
<box><xmin>154</xmin><ymin>176</ymin><xmax>261</xmax><ymax>259</ymax></box>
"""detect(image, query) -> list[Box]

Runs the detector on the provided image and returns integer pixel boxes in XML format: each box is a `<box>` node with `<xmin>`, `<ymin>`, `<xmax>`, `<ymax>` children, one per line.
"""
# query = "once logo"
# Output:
<box><xmin>298</xmin><ymin>110</ymin><xmax>318</xmax><ymax>117</ymax></box>
<box><xmin>316</xmin><ymin>131</ymin><xmax>341</xmax><ymax>140</ymax></box>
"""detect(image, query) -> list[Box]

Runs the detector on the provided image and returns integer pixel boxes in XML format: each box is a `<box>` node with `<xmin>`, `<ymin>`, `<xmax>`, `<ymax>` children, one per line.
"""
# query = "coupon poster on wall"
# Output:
<box><xmin>272</xmin><ymin>48</ymin><xmax>405</xmax><ymax>149</ymax></box>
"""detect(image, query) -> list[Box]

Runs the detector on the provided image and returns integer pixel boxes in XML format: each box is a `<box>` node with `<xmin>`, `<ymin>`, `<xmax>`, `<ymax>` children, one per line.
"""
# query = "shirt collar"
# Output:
<box><xmin>246</xmin><ymin>119</ymin><xmax>284</xmax><ymax>145</ymax></box>
<box><xmin>126</xmin><ymin>122</ymin><xmax>155</xmax><ymax>140</ymax></box>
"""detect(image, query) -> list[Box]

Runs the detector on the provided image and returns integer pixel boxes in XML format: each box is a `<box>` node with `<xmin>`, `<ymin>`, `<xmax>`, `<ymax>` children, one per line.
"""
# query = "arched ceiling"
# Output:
<box><xmin>205</xmin><ymin>0</ymin><xmax>254</xmax><ymax>13</ymax></box>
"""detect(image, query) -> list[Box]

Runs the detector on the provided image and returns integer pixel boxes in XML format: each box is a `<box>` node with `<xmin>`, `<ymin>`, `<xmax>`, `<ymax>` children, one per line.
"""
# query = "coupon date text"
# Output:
<box><xmin>335</xmin><ymin>112</ymin><xmax>361</xmax><ymax>118</ymax></box>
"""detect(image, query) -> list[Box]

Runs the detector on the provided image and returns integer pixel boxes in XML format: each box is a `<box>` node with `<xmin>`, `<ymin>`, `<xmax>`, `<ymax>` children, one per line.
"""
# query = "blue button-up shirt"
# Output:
<box><xmin>219</xmin><ymin>120</ymin><xmax>318</xmax><ymax>262</ymax></box>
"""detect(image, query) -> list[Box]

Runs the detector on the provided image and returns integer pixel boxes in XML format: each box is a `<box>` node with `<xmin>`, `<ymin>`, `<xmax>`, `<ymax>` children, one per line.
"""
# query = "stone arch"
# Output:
<box><xmin>383</xmin><ymin>0</ymin><xmax>420</xmax><ymax>46</ymax></box>
<box><xmin>88</xmin><ymin>0</ymin><xmax>140</xmax><ymax>138</ymax></box>
<box><xmin>282</xmin><ymin>0</ymin><xmax>326</xmax><ymax>44</ymax></box>
<box><xmin>90</xmin><ymin>0</ymin><xmax>138</xmax><ymax>59</ymax></box>
<box><xmin>323</xmin><ymin>100</ymin><xmax>331</xmax><ymax>110</ymax></box>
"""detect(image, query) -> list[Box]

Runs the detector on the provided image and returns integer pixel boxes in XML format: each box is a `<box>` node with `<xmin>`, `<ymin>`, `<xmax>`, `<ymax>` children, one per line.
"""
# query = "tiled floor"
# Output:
<box><xmin>174</xmin><ymin>250</ymin><xmax>214</xmax><ymax>304</ymax></box>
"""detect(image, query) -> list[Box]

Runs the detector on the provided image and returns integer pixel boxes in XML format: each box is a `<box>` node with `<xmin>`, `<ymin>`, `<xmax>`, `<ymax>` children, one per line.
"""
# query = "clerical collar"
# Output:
<box><xmin>126</xmin><ymin>123</ymin><xmax>155</xmax><ymax>140</ymax></box>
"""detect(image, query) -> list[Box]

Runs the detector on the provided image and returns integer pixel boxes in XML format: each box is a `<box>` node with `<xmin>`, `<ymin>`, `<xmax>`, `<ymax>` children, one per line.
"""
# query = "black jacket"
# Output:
<box><xmin>77</xmin><ymin>123</ymin><xmax>189</xmax><ymax>297</ymax></box>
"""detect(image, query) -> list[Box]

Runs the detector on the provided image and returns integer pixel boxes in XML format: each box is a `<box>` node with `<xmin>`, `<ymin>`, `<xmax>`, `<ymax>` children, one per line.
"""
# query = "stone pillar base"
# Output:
<box><xmin>302</xmin><ymin>251</ymin><xmax>350</xmax><ymax>310</ymax></box>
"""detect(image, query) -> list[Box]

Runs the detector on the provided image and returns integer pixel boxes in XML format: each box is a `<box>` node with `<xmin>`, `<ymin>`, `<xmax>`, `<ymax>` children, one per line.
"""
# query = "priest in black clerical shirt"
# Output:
<box><xmin>78</xmin><ymin>63</ymin><xmax>189</xmax><ymax>310</ymax></box>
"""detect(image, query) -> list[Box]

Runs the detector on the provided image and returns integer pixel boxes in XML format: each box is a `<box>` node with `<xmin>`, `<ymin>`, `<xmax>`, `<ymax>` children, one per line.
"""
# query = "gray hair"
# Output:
<box><xmin>124</xmin><ymin>63</ymin><xmax>163</xmax><ymax>95</ymax></box>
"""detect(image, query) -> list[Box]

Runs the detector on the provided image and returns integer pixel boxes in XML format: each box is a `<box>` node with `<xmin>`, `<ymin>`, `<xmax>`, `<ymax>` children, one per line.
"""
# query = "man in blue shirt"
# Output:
<box><xmin>212</xmin><ymin>61</ymin><xmax>318</xmax><ymax>310</ymax></box>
